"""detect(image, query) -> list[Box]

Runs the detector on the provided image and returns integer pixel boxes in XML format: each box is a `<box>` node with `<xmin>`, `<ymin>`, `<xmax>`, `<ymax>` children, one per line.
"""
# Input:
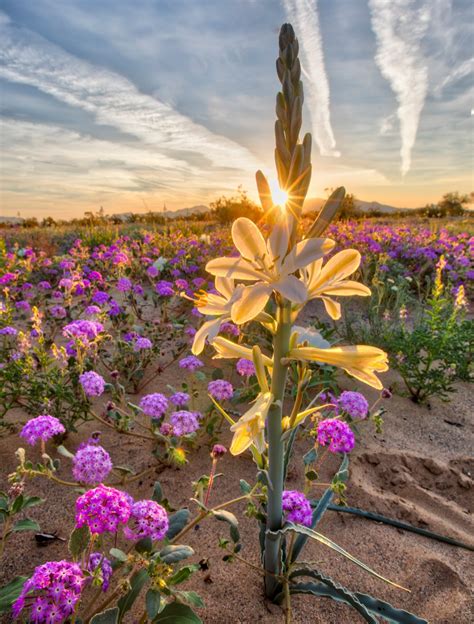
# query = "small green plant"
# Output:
<box><xmin>384</xmin><ymin>260</ymin><xmax>473</xmax><ymax>403</ymax></box>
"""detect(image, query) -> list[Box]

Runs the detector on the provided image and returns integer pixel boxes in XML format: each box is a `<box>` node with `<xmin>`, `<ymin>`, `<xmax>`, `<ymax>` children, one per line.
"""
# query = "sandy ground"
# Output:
<box><xmin>0</xmin><ymin>360</ymin><xmax>473</xmax><ymax>624</ymax></box>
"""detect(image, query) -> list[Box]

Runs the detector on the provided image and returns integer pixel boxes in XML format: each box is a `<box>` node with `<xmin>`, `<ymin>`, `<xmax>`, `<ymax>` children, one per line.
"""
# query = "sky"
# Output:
<box><xmin>0</xmin><ymin>0</ymin><xmax>472</xmax><ymax>219</ymax></box>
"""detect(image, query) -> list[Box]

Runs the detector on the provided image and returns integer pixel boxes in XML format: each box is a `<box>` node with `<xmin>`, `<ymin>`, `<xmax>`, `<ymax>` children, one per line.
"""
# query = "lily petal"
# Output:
<box><xmin>192</xmin><ymin>317</ymin><xmax>223</xmax><ymax>355</ymax></box>
<box><xmin>212</xmin><ymin>336</ymin><xmax>273</xmax><ymax>367</ymax></box>
<box><xmin>268</xmin><ymin>215</ymin><xmax>290</xmax><ymax>267</ymax></box>
<box><xmin>320</xmin><ymin>296</ymin><xmax>341</xmax><ymax>320</ymax></box>
<box><xmin>274</xmin><ymin>275</ymin><xmax>307</xmax><ymax>303</ymax></box>
<box><xmin>215</xmin><ymin>276</ymin><xmax>234</xmax><ymax>299</ymax></box>
<box><xmin>321</xmin><ymin>281</ymin><xmax>371</xmax><ymax>297</ymax></box>
<box><xmin>206</xmin><ymin>257</ymin><xmax>261</xmax><ymax>281</ymax></box>
<box><xmin>231</xmin><ymin>283</ymin><xmax>272</xmax><ymax>324</ymax></box>
<box><xmin>285</xmin><ymin>237</ymin><xmax>335</xmax><ymax>273</ymax></box>
<box><xmin>288</xmin><ymin>345</ymin><xmax>388</xmax><ymax>390</ymax></box>
<box><xmin>232</xmin><ymin>218</ymin><xmax>267</xmax><ymax>261</ymax></box>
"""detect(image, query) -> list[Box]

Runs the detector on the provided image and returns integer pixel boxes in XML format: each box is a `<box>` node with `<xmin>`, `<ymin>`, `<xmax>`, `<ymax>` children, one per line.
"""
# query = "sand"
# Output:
<box><xmin>0</xmin><ymin>362</ymin><xmax>473</xmax><ymax>623</ymax></box>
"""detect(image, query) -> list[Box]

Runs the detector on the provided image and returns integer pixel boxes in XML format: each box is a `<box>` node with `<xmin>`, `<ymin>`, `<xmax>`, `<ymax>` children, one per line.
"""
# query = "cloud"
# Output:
<box><xmin>435</xmin><ymin>57</ymin><xmax>474</xmax><ymax>95</ymax></box>
<box><xmin>0</xmin><ymin>119</ymin><xmax>256</xmax><ymax>217</ymax></box>
<box><xmin>282</xmin><ymin>0</ymin><xmax>340</xmax><ymax>157</ymax></box>
<box><xmin>368</xmin><ymin>0</ymin><xmax>432</xmax><ymax>176</ymax></box>
<box><xmin>0</xmin><ymin>13</ymin><xmax>260</xmax><ymax>176</ymax></box>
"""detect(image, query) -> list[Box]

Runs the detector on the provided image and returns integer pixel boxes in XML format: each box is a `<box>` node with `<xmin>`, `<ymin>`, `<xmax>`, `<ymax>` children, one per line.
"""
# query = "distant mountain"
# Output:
<box><xmin>111</xmin><ymin>205</ymin><xmax>210</xmax><ymax>221</ymax></box>
<box><xmin>0</xmin><ymin>216</ymin><xmax>25</xmax><ymax>225</ymax></box>
<box><xmin>303</xmin><ymin>197</ymin><xmax>413</xmax><ymax>215</ymax></box>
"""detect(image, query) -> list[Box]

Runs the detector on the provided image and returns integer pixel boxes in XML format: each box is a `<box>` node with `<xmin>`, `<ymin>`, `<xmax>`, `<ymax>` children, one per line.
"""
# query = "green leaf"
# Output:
<box><xmin>135</xmin><ymin>537</ymin><xmax>153</xmax><ymax>554</ymax></box>
<box><xmin>175</xmin><ymin>591</ymin><xmax>204</xmax><ymax>608</ymax></box>
<box><xmin>152</xmin><ymin>602</ymin><xmax>202</xmax><ymax>623</ymax></box>
<box><xmin>90</xmin><ymin>607</ymin><xmax>120</xmax><ymax>624</ymax></box>
<box><xmin>211</xmin><ymin>368</ymin><xmax>223</xmax><ymax>380</ymax></box>
<box><xmin>168</xmin><ymin>564</ymin><xmax>199</xmax><ymax>586</ymax></box>
<box><xmin>117</xmin><ymin>569</ymin><xmax>148</xmax><ymax>620</ymax></box>
<box><xmin>194</xmin><ymin>371</ymin><xmax>207</xmax><ymax>382</ymax></box>
<box><xmin>239</xmin><ymin>479</ymin><xmax>252</xmax><ymax>494</ymax></box>
<box><xmin>109</xmin><ymin>548</ymin><xmax>128</xmax><ymax>563</ymax></box>
<box><xmin>159</xmin><ymin>545</ymin><xmax>195</xmax><ymax>564</ymax></box>
<box><xmin>57</xmin><ymin>445</ymin><xmax>74</xmax><ymax>459</ymax></box>
<box><xmin>152</xmin><ymin>482</ymin><xmax>163</xmax><ymax>503</ymax></box>
<box><xmin>213</xmin><ymin>510</ymin><xmax>240</xmax><ymax>543</ymax></box>
<box><xmin>271</xmin><ymin>523</ymin><xmax>408</xmax><ymax>591</ymax></box>
<box><xmin>0</xmin><ymin>576</ymin><xmax>27</xmax><ymax>614</ymax></box>
<box><xmin>68</xmin><ymin>525</ymin><xmax>90</xmax><ymax>559</ymax></box>
<box><xmin>303</xmin><ymin>447</ymin><xmax>317</xmax><ymax>465</ymax></box>
<box><xmin>146</xmin><ymin>589</ymin><xmax>161</xmax><ymax>619</ymax></box>
<box><xmin>165</xmin><ymin>509</ymin><xmax>190</xmax><ymax>540</ymax></box>
<box><xmin>286</xmin><ymin>581</ymin><xmax>378</xmax><ymax>624</ymax></box>
<box><xmin>11</xmin><ymin>518</ymin><xmax>41</xmax><ymax>533</ymax></box>
<box><xmin>19</xmin><ymin>496</ymin><xmax>44</xmax><ymax>511</ymax></box>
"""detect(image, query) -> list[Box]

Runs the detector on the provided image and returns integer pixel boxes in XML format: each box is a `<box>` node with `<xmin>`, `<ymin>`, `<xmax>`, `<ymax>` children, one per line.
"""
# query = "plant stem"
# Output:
<box><xmin>264</xmin><ymin>300</ymin><xmax>292</xmax><ymax>598</ymax></box>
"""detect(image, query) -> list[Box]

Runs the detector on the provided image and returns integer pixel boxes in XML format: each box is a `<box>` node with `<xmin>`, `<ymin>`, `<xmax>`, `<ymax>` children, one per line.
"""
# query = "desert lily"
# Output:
<box><xmin>206</xmin><ymin>215</ymin><xmax>335</xmax><ymax>324</ymax></box>
<box><xmin>229</xmin><ymin>391</ymin><xmax>273</xmax><ymax>455</ymax></box>
<box><xmin>211</xmin><ymin>336</ymin><xmax>273</xmax><ymax>368</ymax></box>
<box><xmin>190</xmin><ymin>277</ymin><xmax>244</xmax><ymax>354</ymax></box>
<box><xmin>287</xmin><ymin>344</ymin><xmax>388</xmax><ymax>389</ymax></box>
<box><xmin>301</xmin><ymin>249</ymin><xmax>371</xmax><ymax>319</ymax></box>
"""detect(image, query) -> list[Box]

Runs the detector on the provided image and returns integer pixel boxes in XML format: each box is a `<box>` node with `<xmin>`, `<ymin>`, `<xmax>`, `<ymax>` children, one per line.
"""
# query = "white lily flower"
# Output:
<box><xmin>301</xmin><ymin>249</ymin><xmax>371</xmax><ymax>319</ymax></box>
<box><xmin>229</xmin><ymin>391</ymin><xmax>273</xmax><ymax>455</ymax></box>
<box><xmin>206</xmin><ymin>216</ymin><xmax>335</xmax><ymax>324</ymax></box>
<box><xmin>190</xmin><ymin>277</ymin><xmax>244</xmax><ymax>355</ymax></box>
<box><xmin>211</xmin><ymin>336</ymin><xmax>273</xmax><ymax>368</ymax></box>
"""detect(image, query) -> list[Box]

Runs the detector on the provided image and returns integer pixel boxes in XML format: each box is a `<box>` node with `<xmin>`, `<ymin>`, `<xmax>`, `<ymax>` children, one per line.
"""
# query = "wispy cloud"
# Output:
<box><xmin>368</xmin><ymin>0</ymin><xmax>431</xmax><ymax>176</ymax></box>
<box><xmin>282</xmin><ymin>0</ymin><xmax>340</xmax><ymax>157</ymax></box>
<box><xmin>1</xmin><ymin>119</ymin><xmax>252</xmax><ymax>217</ymax></box>
<box><xmin>435</xmin><ymin>57</ymin><xmax>474</xmax><ymax>95</ymax></box>
<box><xmin>0</xmin><ymin>14</ymin><xmax>260</xmax><ymax>176</ymax></box>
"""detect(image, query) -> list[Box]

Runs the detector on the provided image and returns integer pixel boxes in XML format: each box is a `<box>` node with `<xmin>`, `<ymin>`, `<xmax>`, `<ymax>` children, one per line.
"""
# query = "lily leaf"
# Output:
<box><xmin>271</xmin><ymin>523</ymin><xmax>408</xmax><ymax>591</ymax></box>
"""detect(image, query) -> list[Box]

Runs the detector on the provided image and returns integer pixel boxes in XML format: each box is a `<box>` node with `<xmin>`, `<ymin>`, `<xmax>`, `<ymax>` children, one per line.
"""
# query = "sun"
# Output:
<box><xmin>269</xmin><ymin>178</ymin><xmax>288</xmax><ymax>208</ymax></box>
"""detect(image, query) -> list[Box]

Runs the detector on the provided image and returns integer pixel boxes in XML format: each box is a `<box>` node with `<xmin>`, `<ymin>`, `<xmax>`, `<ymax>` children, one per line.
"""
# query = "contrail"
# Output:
<box><xmin>369</xmin><ymin>0</ymin><xmax>430</xmax><ymax>176</ymax></box>
<box><xmin>283</xmin><ymin>0</ymin><xmax>340</xmax><ymax>157</ymax></box>
<box><xmin>0</xmin><ymin>15</ymin><xmax>260</xmax><ymax>175</ymax></box>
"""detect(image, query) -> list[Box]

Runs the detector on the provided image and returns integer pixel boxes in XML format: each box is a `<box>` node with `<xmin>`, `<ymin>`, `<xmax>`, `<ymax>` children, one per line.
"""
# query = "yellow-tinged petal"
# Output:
<box><xmin>231</xmin><ymin>218</ymin><xmax>267</xmax><ymax>261</ymax></box>
<box><xmin>215</xmin><ymin>276</ymin><xmax>234</xmax><ymax>299</ymax></box>
<box><xmin>192</xmin><ymin>318</ymin><xmax>223</xmax><ymax>355</ymax></box>
<box><xmin>317</xmin><ymin>250</ymin><xmax>362</xmax><ymax>285</ymax></box>
<box><xmin>229</xmin><ymin>392</ymin><xmax>273</xmax><ymax>455</ymax></box>
<box><xmin>321</xmin><ymin>281</ymin><xmax>371</xmax><ymax>297</ymax></box>
<box><xmin>320</xmin><ymin>296</ymin><xmax>341</xmax><ymax>320</ymax></box>
<box><xmin>268</xmin><ymin>215</ymin><xmax>290</xmax><ymax>265</ymax></box>
<box><xmin>288</xmin><ymin>345</ymin><xmax>388</xmax><ymax>390</ymax></box>
<box><xmin>285</xmin><ymin>237</ymin><xmax>335</xmax><ymax>273</ymax></box>
<box><xmin>274</xmin><ymin>275</ymin><xmax>307</xmax><ymax>303</ymax></box>
<box><xmin>212</xmin><ymin>336</ymin><xmax>273</xmax><ymax>367</ymax></box>
<box><xmin>230</xmin><ymin>283</ymin><xmax>272</xmax><ymax>324</ymax></box>
<box><xmin>206</xmin><ymin>257</ymin><xmax>261</xmax><ymax>281</ymax></box>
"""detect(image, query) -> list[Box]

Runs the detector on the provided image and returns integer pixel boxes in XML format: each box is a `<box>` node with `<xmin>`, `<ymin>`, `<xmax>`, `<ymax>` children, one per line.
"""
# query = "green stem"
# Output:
<box><xmin>264</xmin><ymin>300</ymin><xmax>292</xmax><ymax>598</ymax></box>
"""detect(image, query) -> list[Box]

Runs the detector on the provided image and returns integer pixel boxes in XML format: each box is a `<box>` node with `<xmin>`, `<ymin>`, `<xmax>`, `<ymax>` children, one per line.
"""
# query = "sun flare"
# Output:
<box><xmin>269</xmin><ymin>178</ymin><xmax>288</xmax><ymax>207</ymax></box>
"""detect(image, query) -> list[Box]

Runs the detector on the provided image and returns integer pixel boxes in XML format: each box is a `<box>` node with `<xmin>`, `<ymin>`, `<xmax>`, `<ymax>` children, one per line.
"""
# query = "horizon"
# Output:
<box><xmin>1</xmin><ymin>1</ymin><xmax>473</xmax><ymax>220</ymax></box>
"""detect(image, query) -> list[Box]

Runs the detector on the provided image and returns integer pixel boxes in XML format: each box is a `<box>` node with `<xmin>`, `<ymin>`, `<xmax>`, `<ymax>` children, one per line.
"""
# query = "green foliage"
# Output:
<box><xmin>0</xmin><ymin>577</ymin><xmax>27</xmax><ymax>614</ymax></box>
<box><xmin>152</xmin><ymin>602</ymin><xmax>202</xmax><ymax>623</ymax></box>
<box><xmin>382</xmin><ymin>277</ymin><xmax>473</xmax><ymax>403</ymax></box>
<box><xmin>210</xmin><ymin>187</ymin><xmax>262</xmax><ymax>224</ymax></box>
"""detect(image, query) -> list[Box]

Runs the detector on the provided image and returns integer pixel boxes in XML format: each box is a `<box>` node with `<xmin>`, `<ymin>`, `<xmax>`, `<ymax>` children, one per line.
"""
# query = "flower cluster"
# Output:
<box><xmin>20</xmin><ymin>414</ymin><xmax>65</xmax><ymax>445</ymax></box>
<box><xmin>87</xmin><ymin>553</ymin><xmax>113</xmax><ymax>592</ymax></box>
<box><xmin>72</xmin><ymin>441</ymin><xmax>113</xmax><ymax>484</ymax></box>
<box><xmin>140</xmin><ymin>393</ymin><xmax>169</xmax><ymax>419</ymax></box>
<box><xmin>236</xmin><ymin>358</ymin><xmax>256</xmax><ymax>377</ymax></box>
<box><xmin>337</xmin><ymin>391</ymin><xmax>369</xmax><ymax>420</ymax></box>
<box><xmin>282</xmin><ymin>490</ymin><xmax>312</xmax><ymax>527</ymax></box>
<box><xmin>12</xmin><ymin>560</ymin><xmax>84</xmax><ymax>623</ymax></box>
<box><xmin>170</xmin><ymin>392</ymin><xmax>190</xmax><ymax>407</ymax></box>
<box><xmin>317</xmin><ymin>419</ymin><xmax>355</xmax><ymax>453</ymax></box>
<box><xmin>208</xmin><ymin>379</ymin><xmax>234</xmax><ymax>401</ymax></box>
<box><xmin>179</xmin><ymin>355</ymin><xmax>204</xmax><ymax>372</ymax></box>
<box><xmin>170</xmin><ymin>410</ymin><xmax>200</xmax><ymax>436</ymax></box>
<box><xmin>75</xmin><ymin>484</ymin><xmax>132</xmax><ymax>534</ymax></box>
<box><xmin>79</xmin><ymin>370</ymin><xmax>105</xmax><ymax>397</ymax></box>
<box><xmin>124</xmin><ymin>499</ymin><xmax>169</xmax><ymax>541</ymax></box>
